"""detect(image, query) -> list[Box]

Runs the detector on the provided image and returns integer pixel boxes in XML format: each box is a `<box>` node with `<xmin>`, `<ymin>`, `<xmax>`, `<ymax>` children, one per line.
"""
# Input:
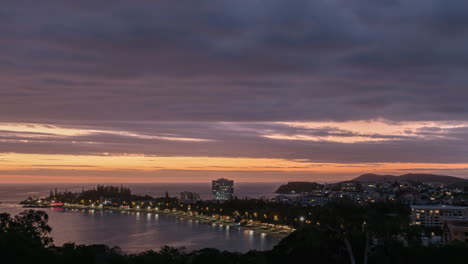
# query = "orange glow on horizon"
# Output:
<box><xmin>0</xmin><ymin>153</ymin><xmax>467</xmax><ymax>183</ymax></box>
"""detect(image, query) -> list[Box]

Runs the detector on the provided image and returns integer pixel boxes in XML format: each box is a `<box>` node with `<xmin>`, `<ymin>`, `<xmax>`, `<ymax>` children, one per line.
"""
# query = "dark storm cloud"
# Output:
<box><xmin>1</xmin><ymin>0</ymin><xmax>468</xmax><ymax>123</ymax></box>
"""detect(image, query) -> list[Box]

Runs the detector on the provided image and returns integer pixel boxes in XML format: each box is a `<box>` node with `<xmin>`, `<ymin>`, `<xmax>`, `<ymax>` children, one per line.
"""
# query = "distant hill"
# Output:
<box><xmin>274</xmin><ymin>174</ymin><xmax>467</xmax><ymax>194</ymax></box>
<box><xmin>352</xmin><ymin>173</ymin><xmax>397</xmax><ymax>182</ymax></box>
<box><xmin>275</xmin><ymin>182</ymin><xmax>324</xmax><ymax>194</ymax></box>
<box><xmin>398</xmin><ymin>174</ymin><xmax>464</xmax><ymax>184</ymax></box>
<box><xmin>351</xmin><ymin>173</ymin><xmax>465</xmax><ymax>184</ymax></box>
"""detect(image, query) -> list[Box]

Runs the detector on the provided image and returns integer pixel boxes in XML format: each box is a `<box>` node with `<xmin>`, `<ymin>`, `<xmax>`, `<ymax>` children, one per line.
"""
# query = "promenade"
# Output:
<box><xmin>61</xmin><ymin>203</ymin><xmax>295</xmax><ymax>237</ymax></box>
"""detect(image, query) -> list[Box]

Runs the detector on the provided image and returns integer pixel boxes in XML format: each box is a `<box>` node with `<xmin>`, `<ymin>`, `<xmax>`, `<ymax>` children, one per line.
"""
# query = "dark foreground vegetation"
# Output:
<box><xmin>2</xmin><ymin>201</ymin><xmax>468</xmax><ymax>264</ymax></box>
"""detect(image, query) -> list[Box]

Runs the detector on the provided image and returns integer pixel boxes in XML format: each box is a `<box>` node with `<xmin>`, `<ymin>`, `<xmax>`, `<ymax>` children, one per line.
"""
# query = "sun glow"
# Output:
<box><xmin>1</xmin><ymin>120</ymin><xmax>468</xmax><ymax>182</ymax></box>
<box><xmin>1</xmin><ymin>153</ymin><xmax>468</xmax><ymax>182</ymax></box>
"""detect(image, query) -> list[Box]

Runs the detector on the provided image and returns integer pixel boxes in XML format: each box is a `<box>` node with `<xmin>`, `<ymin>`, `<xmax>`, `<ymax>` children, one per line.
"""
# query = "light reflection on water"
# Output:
<box><xmin>0</xmin><ymin>205</ymin><xmax>282</xmax><ymax>253</ymax></box>
<box><xmin>0</xmin><ymin>183</ymin><xmax>284</xmax><ymax>253</ymax></box>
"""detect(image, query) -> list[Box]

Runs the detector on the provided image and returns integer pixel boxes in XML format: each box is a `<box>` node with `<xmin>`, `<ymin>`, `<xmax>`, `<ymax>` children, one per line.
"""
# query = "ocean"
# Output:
<box><xmin>0</xmin><ymin>182</ymin><xmax>284</xmax><ymax>253</ymax></box>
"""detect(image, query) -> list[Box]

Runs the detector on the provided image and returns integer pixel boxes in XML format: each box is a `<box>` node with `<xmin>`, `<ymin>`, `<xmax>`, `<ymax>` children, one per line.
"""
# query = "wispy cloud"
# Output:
<box><xmin>0</xmin><ymin>123</ymin><xmax>212</xmax><ymax>142</ymax></box>
<box><xmin>260</xmin><ymin>120</ymin><xmax>468</xmax><ymax>143</ymax></box>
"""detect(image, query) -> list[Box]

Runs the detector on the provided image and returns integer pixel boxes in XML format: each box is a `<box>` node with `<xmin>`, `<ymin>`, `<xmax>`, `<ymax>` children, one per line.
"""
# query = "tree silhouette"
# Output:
<box><xmin>0</xmin><ymin>210</ymin><xmax>53</xmax><ymax>262</ymax></box>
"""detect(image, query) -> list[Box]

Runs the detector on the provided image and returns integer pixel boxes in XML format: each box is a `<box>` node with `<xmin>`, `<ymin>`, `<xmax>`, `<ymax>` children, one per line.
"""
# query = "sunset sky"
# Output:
<box><xmin>2</xmin><ymin>1</ymin><xmax>468</xmax><ymax>183</ymax></box>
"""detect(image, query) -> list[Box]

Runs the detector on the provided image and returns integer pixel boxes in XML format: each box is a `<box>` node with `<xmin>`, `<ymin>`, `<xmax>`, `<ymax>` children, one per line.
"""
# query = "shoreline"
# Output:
<box><xmin>57</xmin><ymin>204</ymin><xmax>294</xmax><ymax>238</ymax></box>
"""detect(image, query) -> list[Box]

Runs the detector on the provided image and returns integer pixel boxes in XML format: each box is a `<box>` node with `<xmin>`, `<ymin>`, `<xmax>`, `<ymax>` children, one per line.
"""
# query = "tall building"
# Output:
<box><xmin>180</xmin><ymin>191</ymin><xmax>200</xmax><ymax>204</ymax></box>
<box><xmin>212</xmin><ymin>178</ymin><xmax>234</xmax><ymax>201</ymax></box>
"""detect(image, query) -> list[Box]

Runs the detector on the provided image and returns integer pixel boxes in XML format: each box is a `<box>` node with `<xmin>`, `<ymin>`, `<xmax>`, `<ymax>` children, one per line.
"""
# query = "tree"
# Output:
<box><xmin>0</xmin><ymin>210</ymin><xmax>53</xmax><ymax>262</ymax></box>
<box><xmin>362</xmin><ymin>202</ymin><xmax>412</xmax><ymax>264</ymax></box>
<box><xmin>0</xmin><ymin>210</ymin><xmax>53</xmax><ymax>246</ymax></box>
<box><xmin>271</xmin><ymin>225</ymin><xmax>350</xmax><ymax>264</ymax></box>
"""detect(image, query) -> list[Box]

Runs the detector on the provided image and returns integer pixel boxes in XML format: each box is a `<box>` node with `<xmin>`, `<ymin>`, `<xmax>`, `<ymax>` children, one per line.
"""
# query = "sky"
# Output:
<box><xmin>1</xmin><ymin>0</ymin><xmax>468</xmax><ymax>183</ymax></box>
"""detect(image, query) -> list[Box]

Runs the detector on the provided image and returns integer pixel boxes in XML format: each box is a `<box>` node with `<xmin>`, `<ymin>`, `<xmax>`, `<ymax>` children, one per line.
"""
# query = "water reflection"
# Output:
<box><xmin>0</xmin><ymin>183</ymin><xmax>284</xmax><ymax>253</ymax></box>
<box><xmin>30</xmin><ymin>208</ymin><xmax>282</xmax><ymax>253</ymax></box>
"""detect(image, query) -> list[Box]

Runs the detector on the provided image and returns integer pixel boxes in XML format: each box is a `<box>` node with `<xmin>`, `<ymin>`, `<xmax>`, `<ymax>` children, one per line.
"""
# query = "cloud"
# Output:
<box><xmin>0</xmin><ymin>1</ymin><xmax>468</xmax><ymax>123</ymax></box>
<box><xmin>0</xmin><ymin>120</ymin><xmax>468</xmax><ymax>164</ymax></box>
<box><xmin>0</xmin><ymin>123</ymin><xmax>212</xmax><ymax>142</ymax></box>
<box><xmin>1</xmin><ymin>1</ymin><xmax>468</xmax><ymax>181</ymax></box>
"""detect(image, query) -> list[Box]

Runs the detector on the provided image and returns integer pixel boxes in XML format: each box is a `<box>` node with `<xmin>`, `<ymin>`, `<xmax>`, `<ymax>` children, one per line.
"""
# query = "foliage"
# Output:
<box><xmin>0</xmin><ymin>210</ymin><xmax>53</xmax><ymax>262</ymax></box>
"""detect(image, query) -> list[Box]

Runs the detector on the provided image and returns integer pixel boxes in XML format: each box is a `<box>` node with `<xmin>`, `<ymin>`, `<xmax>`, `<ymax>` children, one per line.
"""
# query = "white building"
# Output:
<box><xmin>411</xmin><ymin>205</ymin><xmax>468</xmax><ymax>227</ymax></box>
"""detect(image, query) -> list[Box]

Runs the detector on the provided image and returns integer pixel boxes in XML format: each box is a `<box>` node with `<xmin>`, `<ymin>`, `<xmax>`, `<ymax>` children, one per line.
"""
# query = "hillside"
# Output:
<box><xmin>275</xmin><ymin>182</ymin><xmax>324</xmax><ymax>194</ymax></box>
<box><xmin>274</xmin><ymin>174</ymin><xmax>467</xmax><ymax>194</ymax></box>
<box><xmin>398</xmin><ymin>173</ymin><xmax>463</xmax><ymax>184</ymax></box>
<box><xmin>352</xmin><ymin>173</ymin><xmax>397</xmax><ymax>182</ymax></box>
<box><xmin>351</xmin><ymin>173</ymin><xmax>465</xmax><ymax>184</ymax></box>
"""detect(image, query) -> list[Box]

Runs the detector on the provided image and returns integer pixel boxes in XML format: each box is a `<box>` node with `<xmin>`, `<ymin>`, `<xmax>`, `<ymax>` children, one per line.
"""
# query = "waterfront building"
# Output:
<box><xmin>180</xmin><ymin>191</ymin><xmax>200</xmax><ymax>203</ymax></box>
<box><xmin>411</xmin><ymin>205</ymin><xmax>468</xmax><ymax>227</ymax></box>
<box><xmin>212</xmin><ymin>178</ymin><xmax>234</xmax><ymax>200</ymax></box>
